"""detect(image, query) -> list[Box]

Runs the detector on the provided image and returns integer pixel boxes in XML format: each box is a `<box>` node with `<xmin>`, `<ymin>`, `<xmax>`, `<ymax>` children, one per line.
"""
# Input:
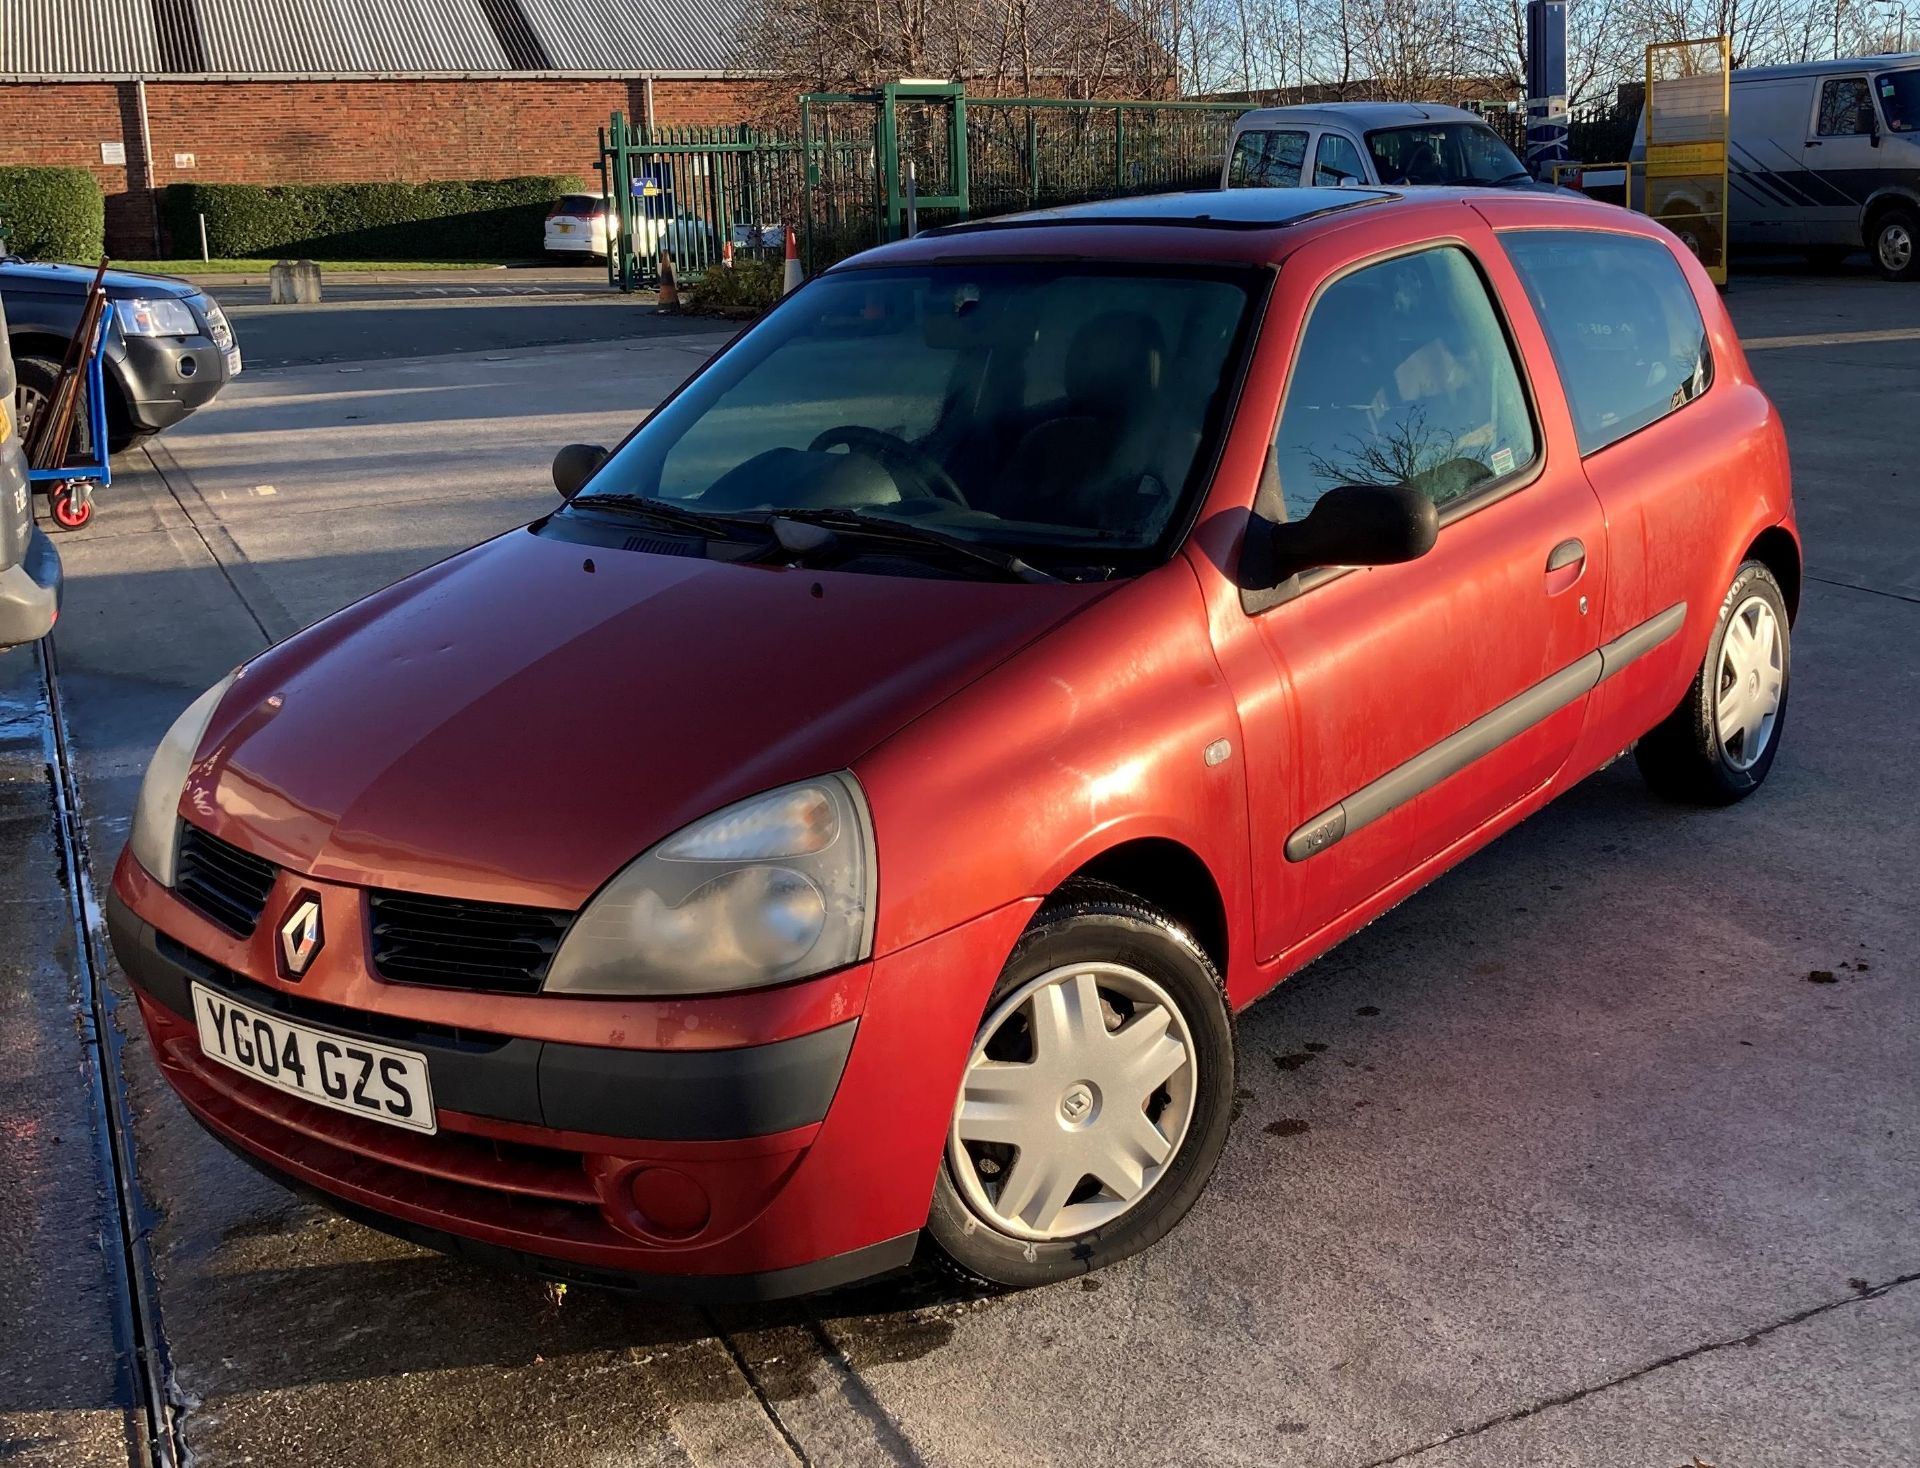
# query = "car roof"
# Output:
<box><xmin>1733</xmin><ymin>50</ymin><xmax>1918</xmax><ymax>82</ymax></box>
<box><xmin>835</xmin><ymin>187</ymin><xmax>1623</xmax><ymax>270</ymax></box>
<box><xmin>1229</xmin><ymin>102</ymin><xmax>1487</xmax><ymax>132</ymax></box>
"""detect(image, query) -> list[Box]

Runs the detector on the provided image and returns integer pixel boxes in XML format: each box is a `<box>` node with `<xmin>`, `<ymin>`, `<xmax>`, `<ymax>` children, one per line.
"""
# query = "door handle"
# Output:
<box><xmin>1545</xmin><ymin>538</ymin><xmax>1586</xmax><ymax>595</ymax></box>
<box><xmin>1545</xmin><ymin>538</ymin><xmax>1586</xmax><ymax>573</ymax></box>
<box><xmin>1805</xmin><ymin>139</ymin><xmax>1823</xmax><ymax>148</ymax></box>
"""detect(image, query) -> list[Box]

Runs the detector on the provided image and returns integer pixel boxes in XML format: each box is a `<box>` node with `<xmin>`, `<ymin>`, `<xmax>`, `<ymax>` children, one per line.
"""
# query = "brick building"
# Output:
<box><xmin>0</xmin><ymin>0</ymin><xmax>772</xmax><ymax>254</ymax></box>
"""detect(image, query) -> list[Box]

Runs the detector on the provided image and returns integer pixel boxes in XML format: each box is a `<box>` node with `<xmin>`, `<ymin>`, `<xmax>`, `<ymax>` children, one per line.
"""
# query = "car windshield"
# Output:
<box><xmin>1365</xmin><ymin>123</ymin><xmax>1528</xmax><ymax>186</ymax></box>
<box><xmin>1875</xmin><ymin>68</ymin><xmax>1919</xmax><ymax>131</ymax></box>
<box><xmin>569</xmin><ymin>263</ymin><xmax>1259</xmax><ymax>569</ymax></box>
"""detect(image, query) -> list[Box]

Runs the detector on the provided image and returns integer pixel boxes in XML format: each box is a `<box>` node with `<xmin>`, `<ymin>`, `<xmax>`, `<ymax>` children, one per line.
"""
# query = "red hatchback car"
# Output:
<box><xmin>107</xmin><ymin>188</ymin><xmax>1799</xmax><ymax>1298</ymax></box>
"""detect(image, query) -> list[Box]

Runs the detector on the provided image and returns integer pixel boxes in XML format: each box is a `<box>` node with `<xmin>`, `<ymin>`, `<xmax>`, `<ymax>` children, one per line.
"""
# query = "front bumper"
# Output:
<box><xmin>108</xmin><ymin>852</ymin><xmax>1036</xmax><ymax>1297</ymax></box>
<box><xmin>0</xmin><ymin>526</ymin><xmax>62</xmax><ymax>647</ymax></box>
<box><xmin>112</xmin><ymin>332</ymin><xmax>233</xmax><ymax>435</ymax></box>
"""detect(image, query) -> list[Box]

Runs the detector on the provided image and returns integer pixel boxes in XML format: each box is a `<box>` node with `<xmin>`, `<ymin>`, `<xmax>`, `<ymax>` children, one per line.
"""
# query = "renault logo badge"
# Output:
<box><xmin>278</xmin><ymin>897</ymin><xmax>323</xmax><ymax>977</ymax></box>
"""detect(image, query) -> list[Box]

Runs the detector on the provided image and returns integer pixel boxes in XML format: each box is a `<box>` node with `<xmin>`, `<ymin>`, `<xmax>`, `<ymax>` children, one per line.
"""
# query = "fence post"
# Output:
<box><xmin>800</xmin><ymin>97</ymin><xmax>814</xmax><ymax>272</ymax></box>
<box><xmin>1113</xmin><ymin>105</ymin><xmax>1126</xmax><ymax>195</ymax></box>
<box><xmin>597</xmin><ymin>124</ymin><xmax>614</xmax><ymax>290</ymax></box>
<box><xmin>609</xmin><ymin>111</ymin><xmax>632</xmax><ymax>292</ymax></box>
<box><xmin>1026</xmin><ymin>107</ymin><xmax>1039</xmax><ymax>207</ymax></box>
<box><xmin>951</xmin><ymin>86</ymin><xmax>969</xmax><ymax>221</ymax></box>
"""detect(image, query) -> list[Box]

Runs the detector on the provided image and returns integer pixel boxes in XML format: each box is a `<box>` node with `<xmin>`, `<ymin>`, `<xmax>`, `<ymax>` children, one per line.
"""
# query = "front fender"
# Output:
<box><xmin>855</xmin><ymin>562</ymin><xmax>1256</xmax><ymax>995</ymax></box>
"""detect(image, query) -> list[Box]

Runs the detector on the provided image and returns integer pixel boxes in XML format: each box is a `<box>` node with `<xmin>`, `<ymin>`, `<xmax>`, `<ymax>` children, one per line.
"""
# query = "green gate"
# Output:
<box><xmin>598</xmin><ymin>88</ymin><xmax>1249</xmax><ymax>290</ymax></box>
<box><xmin>597</xmin><ymin>117</ymin><xmax>805</xmax><ymax>291</ymax></box>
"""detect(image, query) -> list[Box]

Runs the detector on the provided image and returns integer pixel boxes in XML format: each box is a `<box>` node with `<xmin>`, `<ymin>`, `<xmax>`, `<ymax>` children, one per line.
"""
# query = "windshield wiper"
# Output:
<box><xmin>764</xmin><ymin>509</ymin><xmax>1061</xmax><ymax>584</ymax></box>
<box><xmin>566</xmin><ymin>492</ymin><xmax>770</xmax><ymax>542</ymax></box>
<box><xmin>1491</xmin><ymin>170</ymin><xmax>1535</xmax><ymax>184</ymax></box>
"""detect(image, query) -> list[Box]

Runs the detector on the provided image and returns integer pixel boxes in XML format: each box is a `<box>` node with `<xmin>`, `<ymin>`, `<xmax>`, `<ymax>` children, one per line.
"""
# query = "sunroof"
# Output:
<box><xmin>931</xmin><ymin>188</ymin><xmax>1394</xmax><ymax>235</ymax></box>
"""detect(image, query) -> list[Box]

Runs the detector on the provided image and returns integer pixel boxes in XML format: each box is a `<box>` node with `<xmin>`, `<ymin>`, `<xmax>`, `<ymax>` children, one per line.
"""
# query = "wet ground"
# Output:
<box><xmin>3</xmin><ymin>267</ymin><xmax>1917</xmax><ymax>1466</ymax></box>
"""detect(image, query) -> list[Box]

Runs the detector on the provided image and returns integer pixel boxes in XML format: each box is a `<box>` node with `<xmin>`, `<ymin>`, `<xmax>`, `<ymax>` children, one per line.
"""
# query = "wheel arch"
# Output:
<box><xmin>1850</xmin><ymin>189</ymin><xmax>1912</xmax><ymax>245</ymax></box>
<box><xmin>1744</xmin><ymin>524</ymin><xmax>1802</xmax><ymax>623</ymax></box>
<box><xmin>1054</xmin><ymin>837</ymin><xmax>1229</xmax><ymax>983</ymax></box>
<box><xmin>8</xmin><ymin>329</ymin><xmax>136</xmax><ymax>425</ymax></box>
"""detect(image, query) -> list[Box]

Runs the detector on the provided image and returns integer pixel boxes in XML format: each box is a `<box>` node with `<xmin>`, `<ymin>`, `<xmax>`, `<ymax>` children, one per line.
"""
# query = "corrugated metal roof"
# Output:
<box><xmin>0</xmin><ymin>0</ymin><xmax>748</xmax><ymax>75</ymax></box>
<box><xmin>1</xmin><ymin>0</ymin><xmax>160</xmax><ymax>74</ymax></box>
<box><xmin>194</xmin><ymin>0</ymin><xmax>511</xmax><ymax>73</ymax></box>
<box><xmin>523</xmin><ymin>0</ymin><xmax>745</xmax><ymax>73</ymax></box>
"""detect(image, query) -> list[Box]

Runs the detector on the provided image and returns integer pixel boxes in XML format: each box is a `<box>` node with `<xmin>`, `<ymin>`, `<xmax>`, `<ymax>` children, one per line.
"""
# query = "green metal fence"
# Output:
<box><xmin>965</xmin><ymin>98</ymin><xmax>1247</xmax><ymax>218</ymax></box>
<box><xmin>599</xmin><ymin>87</ymin><xmax>1251</xmax><ymax>291</ymax></box>
<box><xmin>597</xmin><ymin>116</ymin><xmax>807</xmax><ymax>290</ymax></box>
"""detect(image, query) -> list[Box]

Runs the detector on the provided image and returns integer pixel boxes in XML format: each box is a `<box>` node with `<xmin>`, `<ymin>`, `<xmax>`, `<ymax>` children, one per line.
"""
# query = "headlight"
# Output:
<box><xmin>116</xmin><ymin>296</ymin><xmax>201</xmax><ymax>337</ymax></box>
<box><xmin>129</xmin><ymin>672</ymin><xmax>238</xmax><ymax>885</ymax></box>
<box><xmin>544</xmin><ymin>774</ymin><xmax>875</xmax><ymax>996</ymax></box>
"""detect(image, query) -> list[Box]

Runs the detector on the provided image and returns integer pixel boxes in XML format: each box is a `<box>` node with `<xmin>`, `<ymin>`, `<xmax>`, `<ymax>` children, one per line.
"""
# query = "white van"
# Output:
<box><xmin>1630</xmin><ymin>53</ymin><xmax>1920</xmax><ymax>279</ymax></box>
<box><xmin>1221</xmin><ymin>102</ymin><xmax>1570</xmax><ymax>194</ymax></box>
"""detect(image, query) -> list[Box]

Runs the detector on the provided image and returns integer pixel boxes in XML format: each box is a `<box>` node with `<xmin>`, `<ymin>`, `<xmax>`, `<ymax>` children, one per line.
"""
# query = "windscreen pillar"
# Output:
<box><xmin>1524</xmin><ymin>0</ymin><xmax>1569</xmax><ymax>174</ymax></box>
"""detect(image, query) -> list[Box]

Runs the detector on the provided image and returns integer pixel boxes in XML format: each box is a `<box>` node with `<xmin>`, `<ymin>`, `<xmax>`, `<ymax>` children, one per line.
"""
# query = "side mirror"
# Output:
<box><xmin>552</xmin><ymin>443</ymin><xmax>608</xmax><ymax>500</ymax></box>
<box><xmin>1256</xmin><ymin>483</ymin><xmax>1439</xmax><ymax>586</ymax></box>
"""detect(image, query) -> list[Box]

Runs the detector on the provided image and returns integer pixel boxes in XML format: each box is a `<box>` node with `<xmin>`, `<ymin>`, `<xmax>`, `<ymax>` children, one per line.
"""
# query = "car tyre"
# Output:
<box><xmin>926</xmin><ymin>883</ymin><xmax>1234</xmax><ymax>1290</ymax></box>
<box><xmin>1635</xmin><ymin>561</ymin><xmax>1791</xmax><ymax>804</ymax></box>
<box><xmin>1871</xmin><ymin>206</ymin><xmax>1919</xmax><ymax>282</ymax></box>
<box><xmin>12</xmin><ymin>354</ymin><xmax>91</xmax><ymax>462</ymax></box>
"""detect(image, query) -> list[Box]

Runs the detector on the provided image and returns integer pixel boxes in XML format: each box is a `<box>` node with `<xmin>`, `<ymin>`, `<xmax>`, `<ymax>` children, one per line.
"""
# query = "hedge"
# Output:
<box><xmin>163</xmin><ymin>175</ymin><xmax>587</xmax><ymax>260</ymax></box>
<box><xmin>0</xmin><ymin>166</ymin><xmax>105</xmax><ymax>260</ymax></box>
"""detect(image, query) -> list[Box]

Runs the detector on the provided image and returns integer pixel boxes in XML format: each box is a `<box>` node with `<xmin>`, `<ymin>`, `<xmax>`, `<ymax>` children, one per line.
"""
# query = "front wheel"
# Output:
<box><xmin>926</xmin><ymin>886</ymin><xmax>1234</xmax><ymax>1289</ymax></box>
<box><xmin>1635</xmin><ymin>562</ymin><xmax>1790</xmax><ymax>803</ymax></box>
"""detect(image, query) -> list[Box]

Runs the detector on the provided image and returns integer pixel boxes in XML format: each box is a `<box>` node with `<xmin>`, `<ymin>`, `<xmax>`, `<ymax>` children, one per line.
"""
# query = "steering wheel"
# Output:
<box><xmin>808</xmin><ymin>425</ymin><xmax>969</xmax><ymax>507</ymax></box>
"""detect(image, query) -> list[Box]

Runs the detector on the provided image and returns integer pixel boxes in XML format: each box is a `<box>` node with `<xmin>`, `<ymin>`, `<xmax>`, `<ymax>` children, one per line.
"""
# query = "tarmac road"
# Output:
<box><xmin>3</xmin><ymin>269</ymin><xmax>1917</xmax><ymax>1467</ymax></box>
<box><xmin>190</xmin><ymin>267</ymin><xmax>705</xmax><ymax>369</ymax></box>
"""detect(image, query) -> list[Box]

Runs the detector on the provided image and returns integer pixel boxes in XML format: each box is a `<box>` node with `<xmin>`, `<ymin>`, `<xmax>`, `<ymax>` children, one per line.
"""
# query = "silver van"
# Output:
<box><xmin>1221</xmin><ymin>102</ymin><xmax>1566</xmax><ymax>194</ymax></box>
<box><xmin>1631</xmin><ymin>53</ymin><xmax>1920</xmax><ymax>279</ymax></box>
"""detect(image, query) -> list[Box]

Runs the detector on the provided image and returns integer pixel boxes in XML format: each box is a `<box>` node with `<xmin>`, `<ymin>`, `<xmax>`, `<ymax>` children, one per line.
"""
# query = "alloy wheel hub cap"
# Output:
<box><xmin>948</xmin><ymin>962</ymin><xmax>1198</xmax><ymax>1242</ymax></box>
<box><xmin>1716</xmin><ymin>594</ymin><xmax>1784</xmax><ymax>771</ymax></box>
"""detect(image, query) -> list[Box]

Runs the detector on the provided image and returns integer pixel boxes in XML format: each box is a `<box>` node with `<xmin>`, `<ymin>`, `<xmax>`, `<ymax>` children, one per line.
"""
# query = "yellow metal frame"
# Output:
<box><xmin>1644</xmin><ymin>35</ymin><xmax>1732</xmax><ymax>285</ymax></box>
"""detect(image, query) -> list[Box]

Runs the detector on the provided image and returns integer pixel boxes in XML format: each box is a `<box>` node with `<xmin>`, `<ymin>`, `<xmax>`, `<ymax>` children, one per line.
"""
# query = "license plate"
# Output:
<box><xmin>191</xmin><ymin>982</ymin><xmax>436</xmax><ymax>1134</ymax></box>
<box><xmin>225</xmin><ymin>346</ymin><xmax>242</xmax><ymax>376</ymax></box>
<box><xmin>555</xmin><ymin>221</ymin><xmax>575</xmax><ymax>234</ymax></box>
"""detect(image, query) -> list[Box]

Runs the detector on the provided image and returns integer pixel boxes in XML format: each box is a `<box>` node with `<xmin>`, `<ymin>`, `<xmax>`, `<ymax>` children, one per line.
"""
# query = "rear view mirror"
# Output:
<box><xmin>1255</xmin><ymin>483</ymin><xmax>1439</xmax><ymax>586</ymax></box>
<box><xmin>552</xmin><ymin>443</ymin><xmax>608</xmax><ymax>499</ymax></box>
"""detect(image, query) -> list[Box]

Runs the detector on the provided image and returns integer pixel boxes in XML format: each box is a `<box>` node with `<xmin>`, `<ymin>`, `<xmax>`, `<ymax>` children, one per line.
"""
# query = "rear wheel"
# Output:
<box><xmin>1872</xmin><ymin>206</ymin><xmax>1919</xmax><ymax>282</ymax></box>
<box><xmin>927</xmin><ymin>887</ymin><xmax>1234</xmax><ymax>1289</ymax></box>
<box><xmin>1635</xmin><ymin>562</ymin><xmax>1790</xmax><ymax>803</ymax></box>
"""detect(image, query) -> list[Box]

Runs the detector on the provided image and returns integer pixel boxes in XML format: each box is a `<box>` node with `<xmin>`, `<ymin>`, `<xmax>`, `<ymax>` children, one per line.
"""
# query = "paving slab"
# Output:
<box><xmin>0</xmin><ymin>653</ymin><xmax>136</xmax><ymax>1468</ymax></box>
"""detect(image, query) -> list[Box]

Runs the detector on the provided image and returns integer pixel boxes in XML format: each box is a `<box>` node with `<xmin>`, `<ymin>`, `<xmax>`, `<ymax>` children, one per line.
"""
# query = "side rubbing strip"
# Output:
<box><xmin>1284</xmin><ymin>602</ymin><xmax>1688</xmax><ymax>862</ymax></box>
<box><xmin>1599</xmin><ymin>601</ymin><xmax>1687</xmax><ymax>682</ymax></box>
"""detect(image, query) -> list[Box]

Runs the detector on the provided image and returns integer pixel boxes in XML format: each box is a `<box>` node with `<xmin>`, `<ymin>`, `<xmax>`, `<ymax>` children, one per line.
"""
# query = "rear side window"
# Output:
<box><xmin>1272</xmin><ymin>246</ymin><xmax>1537</xmax><ymax>521</ymax></box>
<box><xmin>1314</xmin><ymin>134</ymin><xmax>1367</xmax><ymax>185</ymax></box>
<box><xmin>1501</xmin><ymin>230</ymin><xmax>1712</xmax><ymax>456</ymax></box>
<box><xmin>1228</xmin><ymin>130</ymin><xmax>1308</xmax><ymax>188</ymax></box>
<box><xmin>1816</xmin><ymin>78</ymin><xmax>1874</xmax><ymax>135</ymax></box>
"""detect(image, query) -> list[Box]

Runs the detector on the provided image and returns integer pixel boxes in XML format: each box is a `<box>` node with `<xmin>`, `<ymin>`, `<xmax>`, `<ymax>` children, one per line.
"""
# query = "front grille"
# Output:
<box><xmin>175</xmin><ymin>824</ymin><xmax>278</xmax><ymax>935</ymax></box>
<box><xmin>368</xmin><ymin>890</ymin><xmax>572</xmax><ymax>994</ymax></box>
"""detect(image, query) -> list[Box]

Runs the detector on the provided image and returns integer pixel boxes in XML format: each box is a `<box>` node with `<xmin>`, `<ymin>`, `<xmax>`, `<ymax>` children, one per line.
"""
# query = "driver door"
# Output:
<box><xmin>1231</xmin><ymin>222</ymin><xmax>1606</xmax><ymax>959</ymax></box>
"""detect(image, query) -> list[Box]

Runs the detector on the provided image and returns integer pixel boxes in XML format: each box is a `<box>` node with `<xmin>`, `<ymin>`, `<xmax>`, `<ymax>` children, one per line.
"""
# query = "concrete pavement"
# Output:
<box><xmin>6</xmin><ymin>272</ymin><xmax>1917</xmax><ymax>1466</ymax></box>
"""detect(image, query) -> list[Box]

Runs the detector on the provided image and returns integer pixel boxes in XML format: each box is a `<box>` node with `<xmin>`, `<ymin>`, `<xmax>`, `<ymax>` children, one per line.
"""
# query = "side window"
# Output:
<box><xmin>1227</xmin><ymin>130</ymin><xmax>1308</xmax><ymax>188</ymax></box>
<box><xmin>1314</xmin><ymin>133</ymin><xmax>1367</xmax><ymax>185</ymax></box>
<box><xmin>1816</xmin><ymin>77</ymin><xmax>1874</xmax><ymax>135</ymax></box>
<box><xmin>1271</xmin><ymin>247</ymin><xmax>1537</xmax><ymax>522</ymax></box>
<box><xmin>1501</xmin><ymin>229</ymin><xmax>1713</xmax><ymax>456</ymax></box>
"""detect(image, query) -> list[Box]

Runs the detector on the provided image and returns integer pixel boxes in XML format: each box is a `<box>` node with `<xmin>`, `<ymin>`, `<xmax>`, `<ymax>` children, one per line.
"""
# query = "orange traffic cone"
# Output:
<box><xmin>720</xmin><ymin>238</ymin><xmax>734</xmax><ymax>269</ymax></box>
<box><xmin>655</xmin><ymin>249</ymin><xmax>680</xmax><ymax>313</ymax></box>
<box><xmin>782</xmin><ymin>227</ymin><xmax>803</xmax><ymax>295</ymax></box>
